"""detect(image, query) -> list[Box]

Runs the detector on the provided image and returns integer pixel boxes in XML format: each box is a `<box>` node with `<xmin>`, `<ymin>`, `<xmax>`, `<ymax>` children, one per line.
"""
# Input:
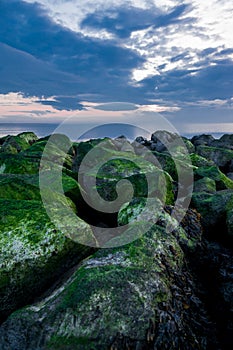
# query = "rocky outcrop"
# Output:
<box><xmin>0</xmin><ymin>131</ymin><xmax>233</xmax><ymax>349</ymax></box>
<box><xmin>0</xmin><ymin>214</ymin><xmax>216</xmax><ymax>350</ymax></box>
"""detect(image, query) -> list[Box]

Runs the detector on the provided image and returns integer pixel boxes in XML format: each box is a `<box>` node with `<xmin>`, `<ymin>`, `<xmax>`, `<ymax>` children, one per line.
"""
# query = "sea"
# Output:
<box><xmin>0</xmin><ymin>123</ymin><xmax>229</xmax><ymax>140</ymax></box>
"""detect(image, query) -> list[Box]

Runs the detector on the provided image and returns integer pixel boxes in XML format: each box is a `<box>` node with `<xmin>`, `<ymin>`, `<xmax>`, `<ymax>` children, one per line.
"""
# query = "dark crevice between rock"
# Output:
<box><xmin>75</xmin><ymin>194</ymin><xmax>119</xmax><ymax>228</ymax></box>
<box><xmin>184</xmin><ymin>238</ymin><xmax>233</xmax><ymax>349</ymax></box>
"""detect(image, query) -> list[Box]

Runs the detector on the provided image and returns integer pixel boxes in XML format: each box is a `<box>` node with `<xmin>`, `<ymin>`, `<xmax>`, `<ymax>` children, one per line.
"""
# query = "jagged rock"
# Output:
<box><xmin>0</xmin><ymin>135</ymin><xmax>73</xmax><ymax>176</ymax></box>
<box><xmin>181</xmin><ymin>137</ymin><xmax>195</xmax><ymax>153</ymax></box>
<box><xmin>72</xmin><ymin>138</ymin><xmax>112</xmax><ymax>173</ymax></box>
<box><xmin>191</xmin><ymin>190</ymin><xmax>233</xmax><ymax>238</ymax></box>
<box><xmin>194</xmin><ymin>165</ymin><xmax>233</xmax><ymax>190</ymax></box>
<box><xmin>193</xmin><ymin>177</ymin><xmax>216</xmax><ymax>194</ymax></box>
<box><xmin>0</xmin><ymin>132</ymin><xmax>38</xmax><ymax>154</ymax></box>
<box><xmin>196</xmin><ymin>145</ymin><xmax>233</xmax><ymax>172</ymax></box>
<box><xmin>0</xmin><ymin>220</ymin><xmax>216</xmax><ymax>349</ymax></box>
<box><xmin>151</xmin><ymin>130</ymin><xmax>182</xmax><ymax>153</ymax></box>
<box><xmin>190</xmin><ymin>153</ymin><xmax>214</xmax><ymax>167</ymax></box>
<box><xmin>191</xmin><ymin>134</ymin><xmax>215</xmax><ymax>147</ymax></box>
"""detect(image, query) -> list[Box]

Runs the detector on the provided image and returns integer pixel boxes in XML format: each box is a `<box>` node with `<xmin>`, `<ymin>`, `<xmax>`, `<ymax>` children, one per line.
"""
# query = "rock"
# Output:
<box><xmin>181</xmin><ymin>137</ymin><xmax>195</xmax><ymax>153</ymax></box>
<box><xmin>219</xmin><ymin>134</ymin><xmax>233</xmax><ymax>146</ymax></box>
<box><xmin>0</xmin><ymin>173</ymin><xmax>81</xmax><ymax>202</ymax></box>
<box><xmin>0</xmin><ymin>174</ymin><xmax>41</xmax><ymax>200</ymax></box>
<box><xmin>151</xmin><ymin>130</ymin><xmax>181</xmax><ymax>153</ymax></box>
<box><xmin>193</xmin><ymin>177</ymin><xmax>216</xmax><ymax>194</ymax></box>
<box><xmin>0</xmin><ymin>198</ymin><xmax>94</xmax><ymax>322</ymax></box>
<box><xmin>0</xmin><ymin>132</ymin><xmax>38</xmax><ymax>154</ymax></box>
<box><xmin>191</xmin><ymin>190</ymin><xmax>233</xmax><ymax>238</ymax></box>
<box><xmin>0</xmin><ymin>153</ymin><xmax>40</xmax><ymax>174</ymax></box>
<box><xmin>194</xmin><ymin>165</ymin><xmax>233</xmax><ymax>190</ymax></box>
<box><xmin>72</xmin><ymin>138</ymin><xmax>112</xmax><ymax>173</ymax></box>
<box><xmin>190</xmin><ymin>153</ymin><xmax>214</xmax><ymax>167</ymax></box>
<box><xmin>0</xmin><ymin>221</ymin><xmax>215</xmax><ymax>349</ymax></box>
<box><xmin>191</xmin><ymin>134</ymin><xmax>215</xmax><ymax>147</ymax></box>
<box><xmin>227</xmin><ymin>172</ymin><xmax>233</xmax><ymax>180</ymax></box>
<box><xmin>196</xmin><ymin>145</ymin><xmax>233</xmax><ymax>172</ymax></box>
<box><xmin>118</xmin><ymin>198</ymin><xmax>202</xmax><ymax>253</ymax></box>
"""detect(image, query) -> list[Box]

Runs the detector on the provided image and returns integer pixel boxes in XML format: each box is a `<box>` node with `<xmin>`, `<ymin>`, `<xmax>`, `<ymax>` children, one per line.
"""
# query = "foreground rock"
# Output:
<box><xmin>0</xmin><ymin>214</ymin><xmax>216</xmax><ymax>350</ymax></box>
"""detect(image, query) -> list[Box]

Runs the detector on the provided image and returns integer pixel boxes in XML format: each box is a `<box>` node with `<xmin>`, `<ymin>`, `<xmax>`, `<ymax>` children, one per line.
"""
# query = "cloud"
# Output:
<box><xmin>0</xmin><ymin>0</ymin><xmax>233</xmax><ymax>134</ymax></box>
<box><xmin>80</xmin><ymin>4</ymin><xmax>188</xmax><ymax>39</ymax></box>
<box><xmin>0</xmin><ymin>0</ymin><xmax>144</xmax><ymax>106</ymax></box>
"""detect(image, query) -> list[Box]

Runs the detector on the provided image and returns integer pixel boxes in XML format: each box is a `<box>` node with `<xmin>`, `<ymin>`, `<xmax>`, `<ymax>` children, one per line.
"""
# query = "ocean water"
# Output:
<box><xmin>0</xmin><ymin>123</ymin><xmax>230</xmax><ymax>140</ymax></box>
<box><xmin>0</xmin><ymin>123</ymin><xmax>59</xmax><ymax>139</ymax></box>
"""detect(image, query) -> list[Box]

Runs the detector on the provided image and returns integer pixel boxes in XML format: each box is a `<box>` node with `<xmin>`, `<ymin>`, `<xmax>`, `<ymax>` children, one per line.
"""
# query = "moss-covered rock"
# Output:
<box><xmin>196</xmin><ymin>145</ymin><xmax>233</xmax><ymax>171</ymax></box>
<box><xmin>194</xmin><ymin>177</ymin><xmax>216</xmax><ymax>194</ymax></box>
<box><xmin>0</xmin><ymin>132</ymin><xmax>38</xmax><ymax>154</ymax></box>
<box><xmin>81</xmin><ymin>155</ymin><xmax>174</xmax><ymax>210</ymax></box>
<box><xmin>0</xmin><ymin>220</ymin><xmax>214</xmax><ymax>349</ymax></box>
<box><xmin>118</xmin><ymin>198</ymin><xmax>201</xmax><ymax>253</ymax></box>
<box><xmin>190</xmin><ymin>153</ymin><xmax>214</xmax><ymax>167</ymax></box>
<box><xmin>181</xmin><ymin>137</ymin><xmax>195</xmax><ymax>153</ymax></box>
<box><xmin>0</xmin><ymin>198</ymin><xmax>94</xmax><ymax>322</ymax></box>
<box><xmin>194</xmin><ymin>166</ymin><xmax>233</xmax><ymax>190</ymax></box>
<box><xmin>191</xmin><ymin>190</ymin><xmax>233</xmax><ymax>237</ymax></box>
<box><xmin>72</xmin><ymin>138</ymin><xmax>112</xmax><ymax>173</ymax></box>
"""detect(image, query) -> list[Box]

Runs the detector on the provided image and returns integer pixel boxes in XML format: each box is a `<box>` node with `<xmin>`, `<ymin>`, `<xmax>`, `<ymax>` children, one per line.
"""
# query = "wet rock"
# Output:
<box><xmin>0</xmin><ymin>198</ymin><xmax>94</xmax><ymax>323</ymax></box>
<box><xmin>0</xmin><ymin>221</ymin><xmax>216</xmax><ymax>349</ymax></box>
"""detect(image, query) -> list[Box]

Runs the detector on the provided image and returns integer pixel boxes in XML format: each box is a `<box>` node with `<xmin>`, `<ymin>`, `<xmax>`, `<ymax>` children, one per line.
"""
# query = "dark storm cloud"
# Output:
<box><xmin>0</xmin><ymin>0</ymin><xmax>144</xmax><ymax>108</ymax></box>
<box><xmin>0</xmin><ymin>0</ymin><xmax>232</xmax><ymax>121</ymax></box>
<box><xmin>81</xmin><ymin>4</ymin><xmax>189</xmax><ymax>38</ymax></box>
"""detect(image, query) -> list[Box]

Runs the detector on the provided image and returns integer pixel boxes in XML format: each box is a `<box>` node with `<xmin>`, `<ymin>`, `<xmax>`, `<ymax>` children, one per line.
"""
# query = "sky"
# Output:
<box><xmin>0</xmin><ymin>0</ymin><xmax>233</xmax><ymax>135</ymax></box>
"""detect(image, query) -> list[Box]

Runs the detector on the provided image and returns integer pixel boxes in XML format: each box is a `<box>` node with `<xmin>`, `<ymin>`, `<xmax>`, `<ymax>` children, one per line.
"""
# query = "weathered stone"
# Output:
<box><xmin>0</xmin><ymin>221</ymin><xmax>214</xmax><ymax>349</ymax></box>
<box><xmin>194</xmin><ymin>177</ymin><xmax>216</xmax><ymax>194</ymax></box>
<box><xmin>0</xmin><ymin>132</ymin><xmax>38</xmax><ymax>154</ymax></box>
<box><xmin>191</xmin><ymin>190</ymin><xmax>233</xmax><ymax>237</ymax></box>
<box><xmin>194</xmin><ymin>166</ymin><xmax>233</xmax><ymax>190</ymax></box>
<box><xmin>196</xmin><ymin>145</ymin><xmax>233</xmax><ymax>171</ymax></box>
<box><xmin>191</xmin><ymin>134</ymin><xmax>215</xmax><ymax>147</ymax></box>
<box><xmin>0</xmin><ymin>198</ymin><xmax>94</xmax><ymax>322</ymax></box>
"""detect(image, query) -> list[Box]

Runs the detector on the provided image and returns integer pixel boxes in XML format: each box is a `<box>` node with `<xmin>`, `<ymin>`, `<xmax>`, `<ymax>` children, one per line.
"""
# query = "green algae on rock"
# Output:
<box><xmin>194</xmin><ymin>165</ymin><xmax>233</xmax><ymax>190</ymax></box>
<box><xmin>191</xmin><ymin>190</ymin><xmax>233</xmax><ymax>237</ymax></box>
<box><xmin>0</xmin><ymin>198</ymin><xmax>95</xmax><ymax>322</ymax></box>
<box><xmin>0</xmin><ymin>221</ymin><xmax>214</xmax><ymax>350</ymax></box>
<box><xmin>0</xmin><ymin>132</ymin><xmax>38</xmax><ymax>154</ymax></box>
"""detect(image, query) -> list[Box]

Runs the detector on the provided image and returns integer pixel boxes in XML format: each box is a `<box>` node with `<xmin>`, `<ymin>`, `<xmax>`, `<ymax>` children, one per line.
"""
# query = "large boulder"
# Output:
<box><xmin>0</xmin><ymin>132</ymin><xmax>38</xmax><ymax>154</ymax></box>
<box><xmin>194</xmin><ymin>166</ymin><xmax>233</xmax><ymax>190</ymax></box>
<box><xmin>0</xmin><ymin>218</ymin><xmax>215</xmax><ymax>349</ymax></box>
<box><xmin>191</xmin><ymin>134</ymin><xmax>215</xmax><ymax>147</ymax></box>
<box><xmin>0</xmin><ymin>198</ymin><xmax>94</xmax><ymax>322</ymax></box>
<box><xmin>76</xmin><ymin>139</ymin><xmax>175</xmax><ymax>211</ymax></box>
<box><xmin>193</xmin><ymin>177</ymin><xmax>216</xmax><ymax>194</ymax></box>
<box><xmin>191</xmin><ymin>190</ymin><xmax>233</xmax><ymax>238</ymax></box>
<box><xmin>196</xmin><ymin>145</ymin><xmax>233</xmax><ymax>172</ymax></box>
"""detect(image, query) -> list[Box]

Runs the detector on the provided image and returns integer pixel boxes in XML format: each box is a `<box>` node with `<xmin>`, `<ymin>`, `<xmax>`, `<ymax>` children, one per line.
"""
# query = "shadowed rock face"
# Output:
<box><xmin>0</xmin><ymin>131</ymin><xmax>233</xmax><ymax>349</ymax></box>
<box><xmin>0</xmin><ymin>215</ymin><xmax>217</xmax><ymax>350</ymax></box>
